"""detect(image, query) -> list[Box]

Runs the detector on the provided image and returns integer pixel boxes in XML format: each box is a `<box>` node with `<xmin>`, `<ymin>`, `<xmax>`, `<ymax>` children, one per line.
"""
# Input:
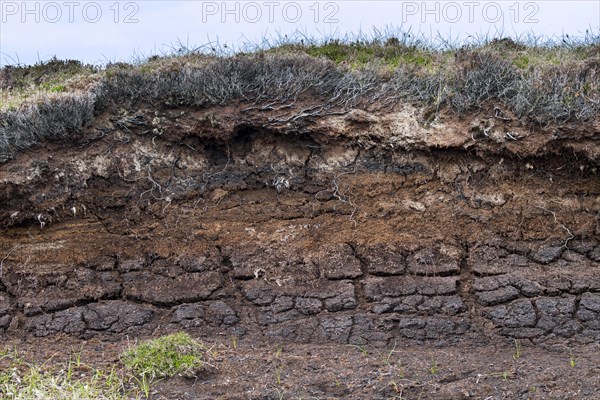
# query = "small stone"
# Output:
<box><xmin>402</xmin><ymin>200</ymin><xmax>426</xmax><ymax>211</ymax></box>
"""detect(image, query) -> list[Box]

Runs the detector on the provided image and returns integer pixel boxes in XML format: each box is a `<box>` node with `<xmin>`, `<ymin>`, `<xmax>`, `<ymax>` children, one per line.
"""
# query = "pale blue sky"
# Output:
<box><xmin>1</xmin><ymin>1</ymin><xmax>599</xmax><ymax>66</ymax></box>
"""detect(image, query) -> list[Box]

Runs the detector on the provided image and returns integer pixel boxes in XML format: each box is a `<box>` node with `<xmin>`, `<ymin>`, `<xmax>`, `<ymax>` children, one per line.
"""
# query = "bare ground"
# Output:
<box><xmin>4</xmin><ymin>335</ymin><xmax>600</xmax><ymax>399</ymax></box>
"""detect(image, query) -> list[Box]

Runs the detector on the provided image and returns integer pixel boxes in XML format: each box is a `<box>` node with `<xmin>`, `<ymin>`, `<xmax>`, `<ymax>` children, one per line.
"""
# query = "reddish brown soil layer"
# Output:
<box><xmin>0</xmin><ymin>103</ymin><xmax>599</xmax><ymax>398</ymax></box>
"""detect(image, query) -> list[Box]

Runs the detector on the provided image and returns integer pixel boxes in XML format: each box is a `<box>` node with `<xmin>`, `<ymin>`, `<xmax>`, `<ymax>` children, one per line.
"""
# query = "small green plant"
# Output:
<box><xmin>490</xmin><ymin>370</ymin><xmax>514</xmax><ymax>380</ymax></box>
<box><xmin>334</xmin><ymin>375</ymin><xmax>341</xmax><ymax>387</ymax></box>
<box><xmin>121</xmin><ymin>332</ymin><xmax>210</xmax><ymax>380</ymax></box>
<box><xmin>389</xmin><ymin>380</ymin><xmax>405</xmax><ymax>396</ymax></box>
<box><xmin>275</xmin><ymin>346</ymin><xmax>283</xmax><ymax>358</ymax></box>
<box><xmin>50</xmin><ymin>84</ymin><xmax>67</xmax><ymax>93</ymax></box>
<box><xmin>348</xmin><ymin>344</ymin><xmax>368</xmax><ymax>356</ymax></box>
<box><xmin>275</xmin><ymin>368</ymin><xmax>283</xmax><ymax>385</ymax></box>
<box><xmin>132</xmin><ymin>374</ymin><xmax>151</xmax><ymax>398</ymax></box>
<box><xmin>513</xmin><ymin>339</ymin><xmax>522</xmax><ymax>360</ymax></box>
<box><xmin>429</xmin><ymin>356</ymin><xmax>439</xmax><ymax>375</ymax></box>
<box><xmin>382</xmin><ymin>341</ymin><xmax>397</xmax><ymax>366</ymax></box>
<box><xmin>569</xmin><ymin>350</ymin><xmax>577</xmax><ymax>368</ymax></box>
<box><xmin>513</xmin><ymin>54</ymin><xmax>530</xmax><ymax>69</ymax></box>
<box><xmin>530</xmin><ymin>385</ymin><xmax>539</xmax><ymax>394</ymax></box>
<box><xmin>396</xmin><ymin>360</ymin><xmax>405</xmax><ymax>379</ymax></box>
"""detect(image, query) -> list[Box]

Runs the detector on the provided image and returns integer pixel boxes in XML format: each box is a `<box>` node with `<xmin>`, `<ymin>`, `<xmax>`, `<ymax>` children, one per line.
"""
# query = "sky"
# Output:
<box><xmin>1</xmin><ymin>0</ymin><xmax>599</xmax><ymax>66</ymax></box>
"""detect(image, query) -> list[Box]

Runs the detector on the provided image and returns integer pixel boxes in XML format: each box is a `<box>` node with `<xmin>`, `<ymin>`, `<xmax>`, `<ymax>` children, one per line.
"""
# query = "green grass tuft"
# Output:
<box><xmin>299</xmin><ymin>39</ymin><xmax>433</xmax><ymax>69</ymax></box>
<box><xmin>121</xmin><ymin>332</ymin><xmax>210</xmax><ymax>380</ymax></box>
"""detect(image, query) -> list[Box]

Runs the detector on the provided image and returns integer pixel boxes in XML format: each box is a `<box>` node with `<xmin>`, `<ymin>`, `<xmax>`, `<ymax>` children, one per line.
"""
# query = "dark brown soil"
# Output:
<box><xmin>5</xmin><ymin>335</ymin><xmax>600</xmax><ymax>399</ymax></box>
<box><xmin>1</xmin><ymin>102</ymin><xmax>599</xmax><ymax>398</ymax></box>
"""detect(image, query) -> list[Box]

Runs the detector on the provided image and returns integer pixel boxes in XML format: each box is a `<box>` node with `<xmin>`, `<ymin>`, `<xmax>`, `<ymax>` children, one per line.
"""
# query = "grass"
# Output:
<box><xmin>275</xmin><ymin>346</ymin><xmax>283</xmax><ymax>358</ymax></box>
<box><xmin>0</xmin><ymin>346</ymin><xmax>136</xmax><ymax>400</ymax></box>
<box><xmin>513</xmin><ymin>339</ymin><xmax>522</xmax><ymax>360</ymax></box>
<box><xmin>348</xmin><ymin>344</ymin><xmax>369</xmax><ymax>356</ymax></box>
<box><xmin>0</xmin><ymin>31</ymin><xmax>599</xmax><ymax>163</ymax></box>
<box><xmin>490</xmin><ymin>370</ymin><xmax>516</xmax><ymax>381</ymax></box>
<box><xmin>121</xmin><ymin>332</ymin><xmax>212</xmax><ymax>380</ymax></box>
<box><xmin>569</xmin><ymin>350</ymin><xmax>577</xmax><ymax>368</ymax></box>
<box><xmin>0</xmin><ymin>57</ymin><xmax>97</xmax><ymax>111</ymax></box>
<box><xmin>0</xmin><ymin>333</ymin><xmax>213</xmax><ymax>399</ymax></box>
<box><xmin>428</xmin><ymin>356</ymin><xmax>439</xmax><ymax>375</ymax></box>
<box><xmin>275</xmin><ymin>368</ymin><xmax>283</xmax><ymax>385</ymax></box>
<box><xmin>300</xmin><ymin>38</ymin><xmax>434</xmax><ymax>69</ymax></box>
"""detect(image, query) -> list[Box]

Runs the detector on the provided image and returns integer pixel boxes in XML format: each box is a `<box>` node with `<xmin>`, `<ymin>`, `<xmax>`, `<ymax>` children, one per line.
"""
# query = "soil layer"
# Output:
<box><xmin>1</xmin><ymin>103</ymin><xmax>599</xmax><ymax>398</ymax></box>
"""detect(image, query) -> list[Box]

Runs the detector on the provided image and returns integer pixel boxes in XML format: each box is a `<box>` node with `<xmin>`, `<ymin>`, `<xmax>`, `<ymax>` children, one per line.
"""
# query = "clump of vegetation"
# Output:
<box><xmin>121</xmin><ymin>332</ymin><xmax>211</xmax><ymax>380</ymax></box>
<box><xmin>299</xmin><ymin>38</ymin><xmax>434</xmax><ymax>69</ymax></box>
<box><xmin>0</xmin><ymin>57</ymin><xmax>97</xmax><ymax>110</ymax></box>
<box><xmin>0</xmin><ymin>58</ymin><xmax>95</xmax><ymax>90</ymax></box>
<box><xmin>0</xmin><ymin>346</ymin><xmax>136</xmax><ymax>400</ymax></box>
<box><xmin>0</xmin><ymin>333</ymin><xmax>213</xmax><ymax>399</ymax></box>
<box><xmin>0</xmin><ymin>30</ymin><xmax>599</xmax><ymax>163</ymax></box>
